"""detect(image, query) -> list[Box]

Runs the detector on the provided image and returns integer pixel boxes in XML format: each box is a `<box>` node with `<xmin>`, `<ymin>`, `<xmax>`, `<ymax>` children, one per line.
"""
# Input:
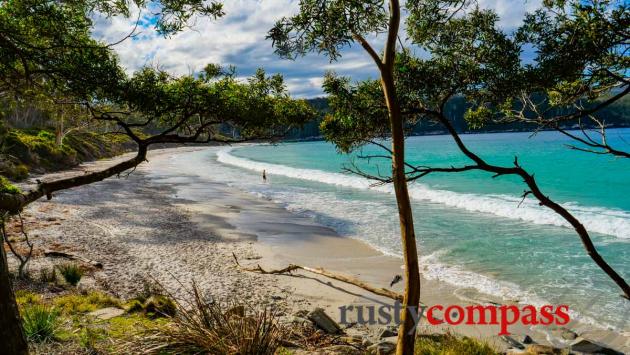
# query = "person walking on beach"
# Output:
<box><xmin>262</xmin><ymin>169</ymin><xmax>267</xmax><ymax>182</ymax></box>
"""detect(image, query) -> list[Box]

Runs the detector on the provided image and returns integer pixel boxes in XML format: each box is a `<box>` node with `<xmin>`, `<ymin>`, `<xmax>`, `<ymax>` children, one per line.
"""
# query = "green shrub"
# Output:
<box><xmin>0</xmin><ymin>175</ymin><xmax>21</xmax><ymax>194</ymax></box>
<box><xmin>22</xmin><ymin>304</ymin><xmax>59</xmax><ymax>343</ymax></box>
<box><xmin>415</xmin><ymin>333</ymin><xmax>498</xmax><ymax>355</ymax></box>
<box><xmin>57</xmin><ymin>263</ymin><xmax>83</xmax><ymax>286</ymax></box>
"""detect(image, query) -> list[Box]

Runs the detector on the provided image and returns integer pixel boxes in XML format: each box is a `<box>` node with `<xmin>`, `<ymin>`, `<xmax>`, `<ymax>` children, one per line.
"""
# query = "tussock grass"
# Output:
<box><xmin>132</xmin><ymin>284</ymin><xmax>285</xmax><ymax>355</ymax></box>
<box><xmin>57</xmin><ymin>263</ymin><xmax>83</xmax><ymax>286</ymax></box>
<box><xmin>22</xmin><ymin>304</ymin><xmax>59</xmax><ymax>343</ymax></box>
<box><xmin>415</xmin><ymin>333</ymin><xmax>499</xmax><ymax>355</ymax></box>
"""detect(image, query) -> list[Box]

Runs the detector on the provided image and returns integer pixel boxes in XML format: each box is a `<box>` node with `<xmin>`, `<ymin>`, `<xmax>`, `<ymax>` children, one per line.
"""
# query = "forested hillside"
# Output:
<box><xmin>286</xmin><ymin>95</ymin><xmax>630</xmax><ymax>140</ymax></box>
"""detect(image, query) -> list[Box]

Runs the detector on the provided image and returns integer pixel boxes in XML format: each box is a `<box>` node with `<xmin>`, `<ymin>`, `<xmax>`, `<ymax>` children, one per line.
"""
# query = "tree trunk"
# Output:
<box><xmin>381</xmin><ymin>71</ymin><xmax>421</xmax><ymax>355</ymax></box>
<box><xmin>379</xmin><ymin>2</ymin><xmax>421</xmax><ymax>350</ymax></box>
<box><xmin>0</xmin><ymin>241</ymin><xmax>28</xmax><ymax>354</ymax></box>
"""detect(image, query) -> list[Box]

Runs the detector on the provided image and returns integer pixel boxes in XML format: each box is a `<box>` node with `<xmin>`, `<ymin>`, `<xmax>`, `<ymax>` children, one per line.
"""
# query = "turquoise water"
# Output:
<box><xmin>211</xmin><ymin>129</ymin><xmax>630</xmax><ymax>332</ymax></box>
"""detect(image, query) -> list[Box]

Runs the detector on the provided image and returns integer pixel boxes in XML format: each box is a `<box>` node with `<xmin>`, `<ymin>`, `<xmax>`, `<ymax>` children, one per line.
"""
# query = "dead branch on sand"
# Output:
<box><xmin>232</xmin><ymin>253</ymin><xmax>403</xmax><ymax>302</ymax></box>
<box><xmin>44</xmin><ymin>249</ymin><xmax>103</xmax><ymax>269</ymax></box>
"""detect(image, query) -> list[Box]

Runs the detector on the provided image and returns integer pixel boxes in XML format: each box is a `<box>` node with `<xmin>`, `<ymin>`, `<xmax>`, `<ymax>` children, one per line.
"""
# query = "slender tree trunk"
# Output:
<box><xmin>381</xmin><ymin>70</ymin><xmax>421</xmax><ymax>355</ymax></box>
<box><xmin>0</xmin><ymin>239</ymin><xmax>28</xmax><ymax>354</ymax></box>
<box><xmin>380</xmin><ymin>2</ymin><xmax>420</xmax><ymax>352</ymax></box>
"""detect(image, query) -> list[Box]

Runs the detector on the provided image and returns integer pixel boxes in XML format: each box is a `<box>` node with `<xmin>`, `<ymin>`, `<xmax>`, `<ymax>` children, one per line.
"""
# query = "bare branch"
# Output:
<box><xmin>233</xmin><ymin>253</ymin><xmax>404</xmax><ymax>302</ymax></box>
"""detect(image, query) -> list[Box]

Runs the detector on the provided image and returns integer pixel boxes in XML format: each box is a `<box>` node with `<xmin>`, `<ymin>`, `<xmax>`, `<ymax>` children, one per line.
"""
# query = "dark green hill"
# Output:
<box><xmin>286</xmin><ymin>95</ymin><xmax>630</xmax><ymax>140</ymax></box>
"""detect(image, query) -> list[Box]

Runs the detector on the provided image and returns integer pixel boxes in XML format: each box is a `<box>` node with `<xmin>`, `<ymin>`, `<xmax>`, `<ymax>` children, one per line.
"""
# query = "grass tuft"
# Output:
<box><xmin>415</xmin><ymin>333</ymin><xmax>499</xmax><ymax>355</ymax></box>
<box><xmin>57</xmin><ymin>263</ymin><xmax>83</xmax><ymax>286</ymax></box>
<box><xmin>22</xmin><ymin>304</ymin><xmax>59</xmax><ymax>343</ymax></box>
<box><xmin>133</xmin><ymin>283</ymin><xmax>285</xmax><ymax>354</ymax></box>
<box><xmin>39</xmin><ymin>267</ymin><xmax>57</xmax><ymax>283</ymax></box>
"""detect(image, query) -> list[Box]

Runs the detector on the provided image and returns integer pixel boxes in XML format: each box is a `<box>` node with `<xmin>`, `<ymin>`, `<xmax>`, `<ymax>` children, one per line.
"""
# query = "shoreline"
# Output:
<box><xmin>12</xmin><ymin>147</ymin><xmax>630</xmax><ymax>353</ymax></box>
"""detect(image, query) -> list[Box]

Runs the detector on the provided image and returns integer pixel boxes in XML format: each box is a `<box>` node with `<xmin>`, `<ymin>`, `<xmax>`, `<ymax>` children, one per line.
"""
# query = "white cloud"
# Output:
<box><xmin>91</xmin><ymin>0</ymin><xmax>542</xmax><ymax>98</ymax></box>
<box><xmin>478</xmin><ymin>0</ymin><xmax>542</xmax><ymax>29</ymax></box>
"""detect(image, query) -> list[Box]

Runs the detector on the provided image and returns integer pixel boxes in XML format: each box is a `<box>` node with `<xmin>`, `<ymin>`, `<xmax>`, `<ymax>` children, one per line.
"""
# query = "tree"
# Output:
<box><xmin>504</xmin><ymin>0</ymin><xmax>629</xmax><ymax>158</ymax></box>
<box><xmin>269</xmin><ymin>1</ymin><xmax>420</xmax><ymax>353</ymax></box>
<box><xmin>318</xmin><ymin>0</ymin><xmax>630</xmax><ymax>305</ymax></box>
<box><xmin>0</xmin><ymin>1</ymin><xmax>316</xmax><ymax>353</ymax></box>
<box><xmin>0</xmin><ymin>64</ymin><xmax>315</xmax><ymax>354</ymax></box>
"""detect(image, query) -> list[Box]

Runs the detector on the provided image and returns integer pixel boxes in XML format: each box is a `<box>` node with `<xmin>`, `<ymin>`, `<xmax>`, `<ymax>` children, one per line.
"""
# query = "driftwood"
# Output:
<box><xmin>44</xmin><ymin>249</ymin><xmax>103</xmax><ymax>269</ymax></box>
<box><xmin>232</xmin><ymin>253</ymin><xmax>403</xmax><ymax>302</ymax></box>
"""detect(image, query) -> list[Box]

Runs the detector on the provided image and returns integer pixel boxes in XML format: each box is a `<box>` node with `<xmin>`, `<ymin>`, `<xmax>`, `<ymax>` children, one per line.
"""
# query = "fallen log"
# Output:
<box><xmin>44</xmin><ymin>249</ymin><xmax>103</xmax><ymax>269</ymax></box>
<box><xmin>232</xmin><ymin>253</ymin><xmax>403</xmax><ymax>302</ymax></box>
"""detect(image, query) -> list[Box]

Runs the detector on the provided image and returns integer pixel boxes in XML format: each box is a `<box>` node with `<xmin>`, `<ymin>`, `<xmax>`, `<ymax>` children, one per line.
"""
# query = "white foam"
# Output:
<box><xmin>217</xmin><ymin>147</ymin><xmax>630</xmax><ymax>240</ymax></box>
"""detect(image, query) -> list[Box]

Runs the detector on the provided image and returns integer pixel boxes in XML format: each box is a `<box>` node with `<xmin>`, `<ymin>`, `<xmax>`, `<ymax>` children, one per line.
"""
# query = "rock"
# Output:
<box><xmin>378</xmin><ymin>326</ymin><xmax>397</xmax><ymax>339</ymax></box>
<box><xmin>551</xmin><ymin>327</ymin><xmax>578</xmax><ymax>341</ymax></box>
<box><xmin>308</xmin><ymin>308</ymin><xmax>342</xmax><ymax>334</ymax></box>
<box><xmin>569</xmin><ymin>337</ymin><xmax>623</xmax><ymax>355</ymax></box>
<box><xmin>501</xmin><ymin>335</ymin><xmax>525</xmax><ymax>349</ymax></box>
<box><xmin>522</xmin><ymin>335</ymin><xmax>534</xmax><ymax>344</ymax></box>
<box><xmin>524</xmin><ymin>344</ymin><xmax>564</xmax><ymax>354</ymax></box>
<box><xmin>88</xmin><ymin>307</ymin><xmax>124</xmax><ymax>320</ymax></box>
<box><xmin>367</xmin><ymin>341</ymin><xmax>396</xmax><ymax>355</ymax></box>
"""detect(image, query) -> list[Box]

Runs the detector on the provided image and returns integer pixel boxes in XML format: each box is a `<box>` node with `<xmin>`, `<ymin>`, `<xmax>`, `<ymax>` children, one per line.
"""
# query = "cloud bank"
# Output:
<box><xmin>92</xmin><ymin>0</ymin><xmax>541</xmax><ymax>98</ymax></box>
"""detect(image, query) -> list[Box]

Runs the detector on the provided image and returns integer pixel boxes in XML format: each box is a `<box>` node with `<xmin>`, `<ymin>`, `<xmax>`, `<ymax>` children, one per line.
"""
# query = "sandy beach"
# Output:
<box><xmin>10</xmin><ymin>147</ymin><xmax>630</xmax><ymax>354</ymax></box>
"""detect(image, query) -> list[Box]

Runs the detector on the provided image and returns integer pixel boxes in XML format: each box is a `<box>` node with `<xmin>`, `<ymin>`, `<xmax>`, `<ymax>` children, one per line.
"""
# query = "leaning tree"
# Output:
<box><xmin>0</xmin><ymin>0</ymin><xmax>316</xmax><ymax>353</ymax></box>
<box><xmin>269</xmin><ymin>2</ymin><xmax>422</xmax><ymax>352</ymax></box>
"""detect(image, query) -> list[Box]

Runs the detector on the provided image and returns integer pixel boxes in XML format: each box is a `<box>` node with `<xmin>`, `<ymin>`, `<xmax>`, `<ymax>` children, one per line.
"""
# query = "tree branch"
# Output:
<box><xmin>429</xmin><ymin>111</ymin><xmax>630</xmax><ymax>299</ymax></box>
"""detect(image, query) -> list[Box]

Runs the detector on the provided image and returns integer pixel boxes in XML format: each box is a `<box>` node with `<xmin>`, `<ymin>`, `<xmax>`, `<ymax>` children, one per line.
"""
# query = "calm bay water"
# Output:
<box><xmin>204</xmin><ymin>129</ymin><xmax>630</xmax><ymax>331</ymax></box>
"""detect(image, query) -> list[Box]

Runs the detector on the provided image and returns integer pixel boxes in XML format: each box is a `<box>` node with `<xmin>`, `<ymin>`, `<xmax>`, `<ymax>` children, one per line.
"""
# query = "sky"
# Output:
<box><xmin>92</xmin><ymin>0</ymin><xmax>541</xmax><ymax>98</ymax></box>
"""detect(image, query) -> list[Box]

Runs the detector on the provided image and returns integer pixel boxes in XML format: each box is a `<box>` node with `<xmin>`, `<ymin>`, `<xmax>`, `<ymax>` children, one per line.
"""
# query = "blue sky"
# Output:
<box><xmin>92</xmin><ymin>0</ymin><xmax>541</xmax><ymax>98</ymax></box>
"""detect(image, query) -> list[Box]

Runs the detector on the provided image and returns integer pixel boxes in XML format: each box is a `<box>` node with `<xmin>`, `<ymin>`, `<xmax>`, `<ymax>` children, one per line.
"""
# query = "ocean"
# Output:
<box><xmin>188</xmin><ymin>129</ymin><xmax>630</xmax><ymax>332</ymax></box>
